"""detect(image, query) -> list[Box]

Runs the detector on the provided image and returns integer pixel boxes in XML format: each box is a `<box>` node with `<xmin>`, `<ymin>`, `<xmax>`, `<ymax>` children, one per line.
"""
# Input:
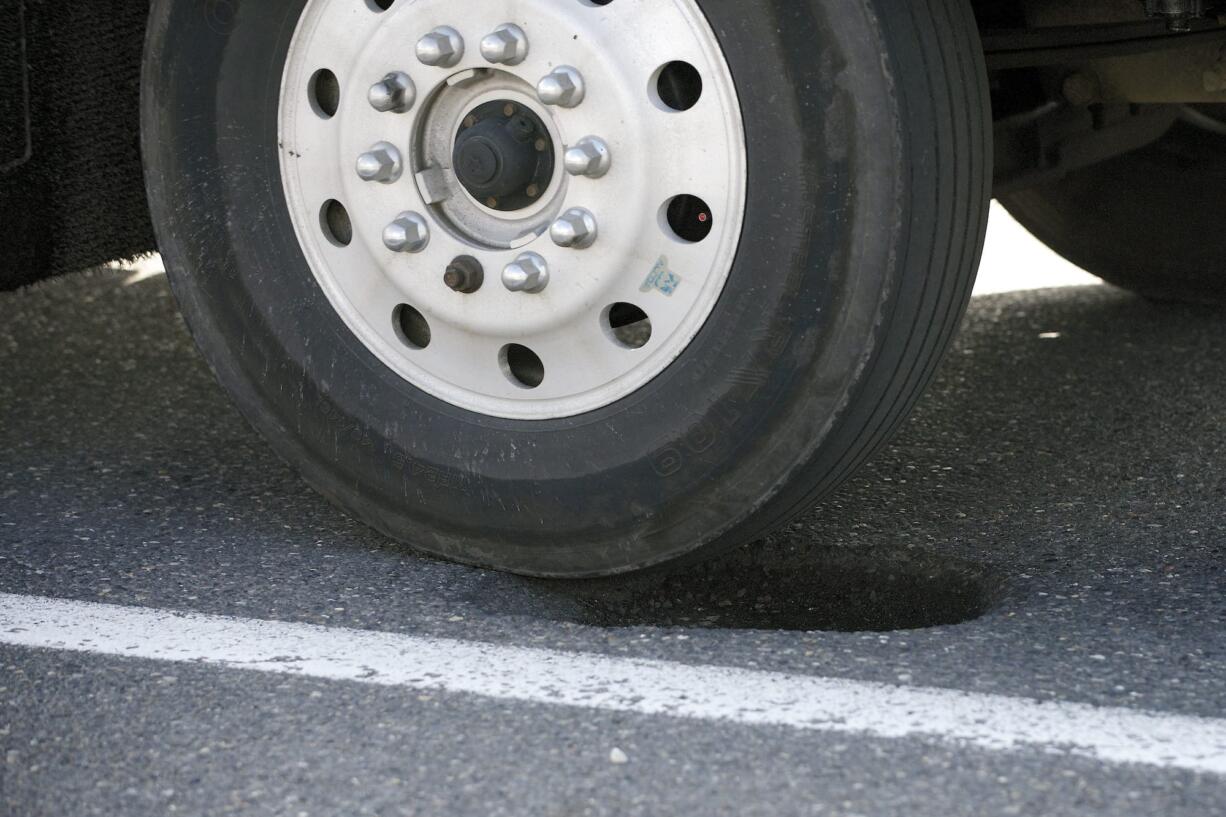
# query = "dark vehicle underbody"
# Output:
<box><xmin>1</xmin><ymin>0</ymin><xmax>1225</xmax><ymax>292</ymax></box>
<box><xmin>1</xmin><ymin>0</ymin><xmax>153</xmax><ymax>290</ymax></box>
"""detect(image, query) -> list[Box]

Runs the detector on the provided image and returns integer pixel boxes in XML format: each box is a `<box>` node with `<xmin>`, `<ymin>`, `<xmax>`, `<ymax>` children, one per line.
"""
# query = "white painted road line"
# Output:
<box><xmin>2</xmin><ymin>593</ymin><xmax>1224</xmax><ymax>775</ymax></box>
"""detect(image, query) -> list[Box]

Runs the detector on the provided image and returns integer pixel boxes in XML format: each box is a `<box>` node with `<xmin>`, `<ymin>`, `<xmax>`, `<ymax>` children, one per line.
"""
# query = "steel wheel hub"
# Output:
<box><xmin>279</xmin><ymin>0</ymin><xmax>746</xmax><ymax>419</ymax></box>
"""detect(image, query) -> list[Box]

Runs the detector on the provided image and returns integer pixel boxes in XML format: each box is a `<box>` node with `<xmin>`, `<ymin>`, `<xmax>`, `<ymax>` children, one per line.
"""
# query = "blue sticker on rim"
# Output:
<box><xmin>640</xmin><ymin>256</ymin><xmax>681</xmax><ymax>296</ymax></box>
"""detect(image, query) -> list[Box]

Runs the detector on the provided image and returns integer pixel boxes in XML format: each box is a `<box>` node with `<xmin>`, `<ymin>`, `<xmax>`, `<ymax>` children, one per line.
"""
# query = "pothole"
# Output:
<box><xmin>522</xmin><ymin>546</ymin><xmax>1005</xmax><ymax>633</ymax></box>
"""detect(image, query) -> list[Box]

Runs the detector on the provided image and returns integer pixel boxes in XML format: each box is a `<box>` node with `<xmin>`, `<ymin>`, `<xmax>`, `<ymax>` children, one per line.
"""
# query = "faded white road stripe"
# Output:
<box><xmin>2</xmin><ymin>592</ymin><xmax>1223</xmax><ymax>774</ymax></box>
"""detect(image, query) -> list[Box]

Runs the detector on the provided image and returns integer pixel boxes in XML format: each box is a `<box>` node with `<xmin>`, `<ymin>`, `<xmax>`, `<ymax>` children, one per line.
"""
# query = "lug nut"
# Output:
<box><xmin>563</xmin><ymin>136</ymin><xmax>611</xmax><ymax>179</ymax></box>
<box><xmin>480</xmin><ymin>24</ymin><xmax>528</xmax><ymax>66</ymax></box>
<box><xmin>417</xmin><ymin>26</ymin><xmax>464</xmax><ymax>68</ymax></box>
<box><xmin>502</xmin><ymin>252</ymin><xmax>549</xmax><ymax>293</ymax></box>
<box><xmin>550</xmin><ymin>208</ymin><xmax>598</xmax><ymax>249</ymax></box>
<box><xmin>537</xmin><ymin>66</ymin><xmax>585</xmax><ymax>108</ymax></box>
<box><xmin>356</xmin><ymin>142</ymin><xmax>403</xmax><ymax>183</ymax></box>
<box><xmin>368</xmin><ymin>71</ymin><xmax>417</xmax><ymax>113</ymax></box>
<box><xmin>444</xmin><ymin>256</ymin><xmax>484</xmax><ymax>293</ymax></box>
<box><xmin>383</xmin><ymin>212</ymin><xmax>430</xmax><ymax>253</ymax></box>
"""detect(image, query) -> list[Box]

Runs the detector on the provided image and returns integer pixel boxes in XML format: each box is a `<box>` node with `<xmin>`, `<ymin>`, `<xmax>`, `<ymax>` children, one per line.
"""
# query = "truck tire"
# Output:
<box><xmin>141</xmin><ymin>0</ymin><xmax>990</xmax><ymax>577</ymax></box>
<box><xmin>1000</xmin><ymin>107</ymin><xmax>1226</xmax><ymax>304</ymax></box>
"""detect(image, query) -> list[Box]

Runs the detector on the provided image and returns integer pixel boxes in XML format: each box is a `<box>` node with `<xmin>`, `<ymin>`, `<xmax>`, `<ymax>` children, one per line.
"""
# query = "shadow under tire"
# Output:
<box><xmin>1001</xmin><ymin>110</ymin><xmax>1226</xmax><ymax>305</ymax></box>
<box><xmin>141</xmin><ymin>0</ymin><xmax>991</xmax><ymax>577</ymax></box>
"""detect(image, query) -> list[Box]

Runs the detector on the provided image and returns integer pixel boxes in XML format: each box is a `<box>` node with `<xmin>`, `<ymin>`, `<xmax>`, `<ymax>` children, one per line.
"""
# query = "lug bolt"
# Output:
<box><xmin>550</xmin><ymin>208</ymin><xmax>598</xmax><ymax>249</ymax></box>
<box><xmin>537</xmin><ymin>66</ymin><xmax>585</xmax><ymax>108</ymax></box>
<box><xmin>356</xmin><ymin>142</ymin><xmax>403</xmax><ymax>183</ymax></box>
<box><xmin>383</xmin><ymin>212</ymin><xmax>430</xmax><ymax>253</ymax></box>
<box><xmin>502</xmin><ymin>252</ymin><xmax>549</xmax><ymax>293</ymax></box>
<box><xmin>480</xmin><ymin>24</ymin><xmax>528</xmax><ymax>66</ymax></box>
<box><xmin>563</xmin><ymin>136</ymin><xmax>611</xmax><ymax>179</ymax></box>
<box><xmin>417</xmin><ymin>26</ymin><xmax>465</xmax><ymax>68</ymax></box>
<box><xmin>444</xmin><ymin>256</ymin><xmax>484</xmax><ymax>293</ymax></box>
<box><xmin>368</xmin><ymin>71</ymin><xmax>416</xmax><ymax>113</ymax></box>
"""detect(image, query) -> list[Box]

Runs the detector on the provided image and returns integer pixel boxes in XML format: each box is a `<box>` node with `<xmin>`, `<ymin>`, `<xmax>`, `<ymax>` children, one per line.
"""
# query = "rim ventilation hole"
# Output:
<box><xmin>584</xmin><ymin>0</ymin><xmax>614</xmax><ymax>5</ymax></box>
<box><xmin>655</xmin><ymin>61</ymin><xmax>703</xmax><ymax>111</ymax></box>
<box><xmin>320</xmin><ymin>200</ymin><xmax>353</xmax><ymax>247</ymax></box>
<box><xmin>394</xmin><ymin>304</ymin><xmax>431</xmax><ymax>350</ymax></box>
<box><xmin>664</xmin><ymin>194</ymin><xmax>713</xmax><ymax>243</ymax></box>
<box><xmin>606</xmin><ymin>303</ymin><xmax>652</xmax><ymax>349</ymax></box>
<box><xmin>367</xmin><ymin>0</ymin><xmax>395</xmax><ymax>9</ymax></box>
<box><xmin>502</xmin><ymin>344</ymin><xmax>545</xmax><ymax>389</ymax></box>
<box><xmin>309</xmin><ymin>69</ymin><xmax>340</xmax><ymax>119</ymax></box>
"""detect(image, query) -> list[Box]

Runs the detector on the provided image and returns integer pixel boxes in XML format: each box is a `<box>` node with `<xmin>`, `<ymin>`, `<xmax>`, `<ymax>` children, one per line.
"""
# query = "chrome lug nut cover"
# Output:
<box><xmin>480</xmin><ymin>24</ymin><xmax>529</xmax><ymax>66</ymax></box>
<box><xmin>356</xmin><ymin>142</ymin><xmax>404</xmax><ymax>183</ymax></box>
<box><xmin>563</xmin><ymin>136</ymin><xmax>611</xmax><ymax>179</ymax></box>
<box><xmin>550</xmin><ymin>208</ymin><xmax>598</xmax><ymax>249</ymax></box>
<box><xmin>502</xmin><ymin>252</ymin><xmax>550</xmax><ymax>293</ymax></box>
<box><xmin>417</xmin><ymin>26</ymin><xmax>465</xmax><ymax>68</ymax></box>
<box><xmin>368</xmin><ymin>71</ymin><xmax>417</xmax><ymax>113</ymax></box>
<box><xmin>383</xmin><ymin>212</ymin><xmax>431</xmax><ymax>253</ymax></box>
<box><xmin>537</xmin><ymin>66</ymin><xmax>585</xmax><ymax>108</ymax></box>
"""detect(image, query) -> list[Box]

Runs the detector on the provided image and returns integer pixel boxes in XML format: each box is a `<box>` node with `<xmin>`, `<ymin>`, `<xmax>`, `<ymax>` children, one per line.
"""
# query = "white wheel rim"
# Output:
<box><xmin>279</xmin><ymin>0</ymin><xmax>746</xmax><ymax>420</ymax></box>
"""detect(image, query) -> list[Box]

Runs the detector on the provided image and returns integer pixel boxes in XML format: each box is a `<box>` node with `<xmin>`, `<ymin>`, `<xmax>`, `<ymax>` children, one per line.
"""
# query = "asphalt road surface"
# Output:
<box><xmin>2</xmin><ymin>217</ymin><xmax>1225</xmax><ymax>815</ymax></box>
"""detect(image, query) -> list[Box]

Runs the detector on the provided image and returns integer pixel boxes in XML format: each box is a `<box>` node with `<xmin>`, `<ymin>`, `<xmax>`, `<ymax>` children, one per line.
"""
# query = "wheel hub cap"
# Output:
<box><xmin>453</xmin><ymin>101</ymin><xmax>555</xmax><ymax>211</ymax></box>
